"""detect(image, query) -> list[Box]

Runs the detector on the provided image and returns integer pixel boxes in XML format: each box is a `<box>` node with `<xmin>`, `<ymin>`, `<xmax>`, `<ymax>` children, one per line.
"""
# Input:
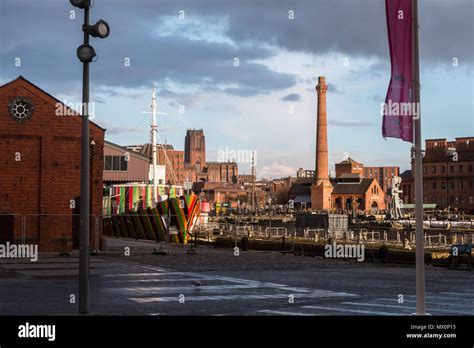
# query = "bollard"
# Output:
<box><xmin>241</xmin><ymin>236</ymin><xmax>249</xmax><ymax>251</ymax></box>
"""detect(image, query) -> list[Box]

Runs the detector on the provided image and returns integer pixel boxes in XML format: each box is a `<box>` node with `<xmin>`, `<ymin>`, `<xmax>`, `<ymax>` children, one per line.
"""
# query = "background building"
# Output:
<box><xmin>185</xmin><ymin>129</ymin><xmax>206</xmax><ymax>172</ymax></box>
<box><xmin>296</xmin><ymin>168</ymin><xmax>315</xmax><ymax>178</ymax></box>
<box><xmin>401</xmin><ymin>137</ymin><xmax>474</xmax><ymax>213</ymax></box>
<box><xmin>184</xmin><ymin>129</ymin><xmax>238</xmax><ymax>183</ymax></box>
<box><xmin>104</xmin><ymin>141</ymin><xmax>152</xmax><ymax>184</ymax></box>
<box><xmin>363</xmin><ymin>166</ymin><xmax>399</xmax><ymax>193</ymax></box>
<box><xmin>126</xmin><ymin>143</ymin><xmax>186</xmax><ymax>185</ymax></box>
<box><xmin>127</xmin><ymin>129</ymin><xmax>238</xmax><ymax>186</ymax></box>
<box><xmin>335</xmin><ymin>158</ymin><xmax>363</xmax><ymax>178</ymax></box>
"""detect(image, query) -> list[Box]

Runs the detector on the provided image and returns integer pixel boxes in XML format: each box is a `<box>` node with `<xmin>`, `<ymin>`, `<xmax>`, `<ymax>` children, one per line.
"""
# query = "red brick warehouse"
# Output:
<box><xmin>0</xmin><ymin>76</ymin><xmax>105</xmax><ymax>251</ymax></box>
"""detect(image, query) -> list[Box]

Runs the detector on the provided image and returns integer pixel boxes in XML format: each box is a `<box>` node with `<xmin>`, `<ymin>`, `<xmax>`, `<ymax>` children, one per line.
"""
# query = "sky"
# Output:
<box><xmin>1</xmin><ymin>0</ymin><xmax>473</xmax><ymax>179</ymax></box>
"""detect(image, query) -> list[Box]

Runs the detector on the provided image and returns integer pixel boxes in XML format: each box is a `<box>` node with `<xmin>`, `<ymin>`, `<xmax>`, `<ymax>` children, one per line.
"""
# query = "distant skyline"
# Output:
<box><xmin>1</xmin><ymin>0</ymin><xmax>472</xmax><ymax>179</ymax></box>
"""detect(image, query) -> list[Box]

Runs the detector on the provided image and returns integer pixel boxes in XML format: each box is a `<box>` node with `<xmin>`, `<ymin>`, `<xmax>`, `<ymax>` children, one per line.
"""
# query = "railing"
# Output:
<box><xmin>1</xmin><ymin>213</ymin><xmax>472</xmax><ymax>252</ymax></box>
<box><xmin>0</xmin><ymin>213</ymin><xmax>99</xmax><ymax>254</ymax></box>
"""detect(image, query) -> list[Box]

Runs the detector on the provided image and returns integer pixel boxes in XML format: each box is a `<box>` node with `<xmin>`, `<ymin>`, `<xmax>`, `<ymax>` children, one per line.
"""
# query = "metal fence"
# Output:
<box><xmin>1</xmin><ymin>213</ymin><xmax>472</xmax><ymax>252</ymax></box>
<box><xmin>0</xmin><ymin>214</ymin><xmax>99</xmax><ymax>254</ymax></box>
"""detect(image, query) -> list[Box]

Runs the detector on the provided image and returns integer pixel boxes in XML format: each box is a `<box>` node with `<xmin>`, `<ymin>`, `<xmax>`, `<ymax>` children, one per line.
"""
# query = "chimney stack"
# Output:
<box><xmin>315</xmin><ymin>76</ymin><xmax>329</xmax><ymax>183</ymax></box>
<box><xmin>311</xmin><ymin>76</ymin><xmax>333</xmax><ymax>211</ymax></box>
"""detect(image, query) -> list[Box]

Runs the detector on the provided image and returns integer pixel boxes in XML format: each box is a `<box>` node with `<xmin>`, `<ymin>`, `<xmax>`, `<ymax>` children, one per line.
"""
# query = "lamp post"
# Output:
<box><xmin>70</xmin><ymin>0</ymin><xmax>110</xmax><ymax>314</ymax></box>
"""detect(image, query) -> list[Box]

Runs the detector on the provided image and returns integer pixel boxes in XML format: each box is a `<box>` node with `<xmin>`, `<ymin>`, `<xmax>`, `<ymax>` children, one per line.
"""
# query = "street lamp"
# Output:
<box><xmin>70</xmin><ymin>0</ymin><xmax>109</xmax><ymax>315</ymax></box>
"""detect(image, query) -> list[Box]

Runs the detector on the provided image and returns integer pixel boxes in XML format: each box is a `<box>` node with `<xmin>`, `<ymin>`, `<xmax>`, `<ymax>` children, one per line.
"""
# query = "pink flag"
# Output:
<box><xmin>382</xmin><ymin>0</ymin><xmax>414</xmax><ymax>143</ymax></box>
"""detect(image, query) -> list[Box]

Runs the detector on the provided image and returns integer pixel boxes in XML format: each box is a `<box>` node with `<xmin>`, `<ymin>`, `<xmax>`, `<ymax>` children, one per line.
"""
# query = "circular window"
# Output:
<box><xmin>8</xmin><ymin>97</ymin><xmax>34</xmax><ymax>123</ymax></box>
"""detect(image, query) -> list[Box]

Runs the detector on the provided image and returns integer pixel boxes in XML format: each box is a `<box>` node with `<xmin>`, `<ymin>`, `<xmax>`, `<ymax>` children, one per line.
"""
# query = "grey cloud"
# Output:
<box><xmin>327</xmin><ymin>83</ymin><xmax>342</xmax><ymax>94</ymax></box>
<box><xmin>329</xmin><ymin>120</ymin><xmax>376</xmax><ymax>128</ymax></box>
<box><xmin>0</xmin><ymin>0</ymin><xmax>297</xmax><ymax>98</ymax></box>
<box><xmin>281</xmin><ymin>93</ymin><xmax>301</xmax><ymax>102</ymax></box>
<box><xmin>0</xmin><ymin>0</ymin><xmax>471</xmax><ymax>100</ymax></box>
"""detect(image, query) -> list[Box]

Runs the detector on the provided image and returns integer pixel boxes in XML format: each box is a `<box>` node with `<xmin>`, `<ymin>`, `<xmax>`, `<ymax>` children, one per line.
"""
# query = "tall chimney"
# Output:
<box><xmin>311</xmin><ymin>76</ymin><xmax>333</xmax><ymax>211</ymax></box>
<box><xmin>315</xmin><ymin>76</ymin><xmax>329</xmax><ymax>183</ymax></box>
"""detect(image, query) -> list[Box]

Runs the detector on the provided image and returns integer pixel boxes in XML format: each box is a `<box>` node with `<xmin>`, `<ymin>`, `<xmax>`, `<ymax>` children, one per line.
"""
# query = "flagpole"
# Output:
<box><xmin>412</xmin><ymin>0</ymin><xmax>426</xmax><ymax>315</ymax></box>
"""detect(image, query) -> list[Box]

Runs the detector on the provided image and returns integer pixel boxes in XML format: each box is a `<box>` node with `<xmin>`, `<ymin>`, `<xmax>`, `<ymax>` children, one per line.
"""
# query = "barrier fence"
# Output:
<box><xmin>0</xmin><ymin>213</ymin><xmax>472</xmax><ymax>252</ymax></box>
<box><xmin>0</xmin><ymin>214</ymin><xmax>99</xmax><ymax>254</ymax></box>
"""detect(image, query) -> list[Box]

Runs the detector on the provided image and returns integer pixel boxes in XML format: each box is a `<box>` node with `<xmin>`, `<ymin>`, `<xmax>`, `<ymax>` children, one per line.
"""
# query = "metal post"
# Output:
<box><xmin>79</xmin><ymin>6</ymin><xmax>90</xmax><ymax>315</ymax></box>
<box><xmin>412</xmin><ymin>0</ymin><xmax>426</xmax><ymax>315</ymax></box>
<box><xmin>167</xmin><ymin>182</ymin><xmax>171</xmax><ymax>255</ymax></box>
<box><xmin>151</xmin><ymin>89</ymin><xmax>158</xmax><ymax>205</ymax></box>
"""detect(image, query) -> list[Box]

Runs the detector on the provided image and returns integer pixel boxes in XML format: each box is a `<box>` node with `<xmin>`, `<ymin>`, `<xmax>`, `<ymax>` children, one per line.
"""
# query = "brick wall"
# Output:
<box><xmin>0</xmin><ymin>76</ymin><xmax>104</xmax><ymax>251</ymax></box>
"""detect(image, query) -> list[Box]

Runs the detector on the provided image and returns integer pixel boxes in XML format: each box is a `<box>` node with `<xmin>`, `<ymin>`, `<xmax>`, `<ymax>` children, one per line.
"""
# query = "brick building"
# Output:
<box><xmin>184</xmin><ymin>129</ymin><xmax>238</xmax><ymax>183</ymax></box>
<box><xmin>127</xmin><ymin>129</ymin><xmax>238</xmax><ymax>186</ymax></box>
<box><xmin>335</xmin><ymin>158</ymin><xmax>363</xmax><ymax>178</ymax></box>
<box><xmin>126</xmin><ymin>143</ymin><xmax>186</xmax><ymax>185</ymax></box>
<box><xmin>185</xmin><ymin>129</ymin><xmax>206</xmax><ymax>172</ymax></box>
<box><xmin>401</xmin><ymin>137</ymin><xmax>474</xmax><ymax>213</ymax></box>
<box><xmin>363</xmin><ymin>166</ymin><xmax>399</xmax><ymax>192</ymax></box>
<box><xmin>0</xmin><ymin>76</ymin><xmax>104</xmax><ymax>251</ymax></box>
<box><xmin>331</xmin><ymin>174</ymin><xmax>385</xmax><ymax>213</ymax></box>
<box><xmin>237</xmin><ymin>174</ymin><xmax>255</xmax><ymax>185</ymax></box>
<box><xmin>291</xmin><ymin>158</ymin><xmax>386</xmax><ymax>213</ymax></box>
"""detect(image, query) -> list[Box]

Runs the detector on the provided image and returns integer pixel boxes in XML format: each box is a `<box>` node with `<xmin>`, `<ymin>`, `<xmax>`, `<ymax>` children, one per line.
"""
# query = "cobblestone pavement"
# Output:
<box><xmin>0</xmin><ymin>244</ymin><xmax>473</xmax><ymax>316</ymax></box>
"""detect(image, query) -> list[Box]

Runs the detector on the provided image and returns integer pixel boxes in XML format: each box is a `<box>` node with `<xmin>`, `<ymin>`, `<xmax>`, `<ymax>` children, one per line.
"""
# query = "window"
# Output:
<box><xmin>459</xmin><ymin>165</ymin><xmax>463</xmax><ymax>173</ymax></box>
<box><xmin>450</xmin><ymin>165</ymin><xmax>454</xmax><ymax>173</ymax></box>
<box><xmin>450</xmin><ymin>196</ymin><xmax>455</xmax><ymax>204</ymax></box>
<box><xmin>104</xmin><ymin>156</ymin><xmax>113</xmax><ymax>170</ymax></box>
<box><xmin>423</xmin><ymin>196</ymin><xmax>428</xmax><ymax>203</ymax></box>
<box><xmin>441</xmin><ymin>196</ymin><xmax>446</xmax><ymax>204</ymax></box>
<box><xmin>423</xmin><ymin>182</ymin><xmax>427</xmax><ymax>190</ymax></box>
<box><xmin>459</xmin><ymin>181</ymin><xmax>464</xmax><ymax>190</ymax></box>
<box><xmin>440</xmin><ymin>166</ymin><xmax>445</xmax><ymax>174</ymax></box>
<box><xmin>469</xmin><ymin>196</ymin><xmax>473</xmax><ymax>204</ymax></box>
<box><xmin>469</xmin><ymin>182</ymin><xmax>473</xmax><ymax>190</ymax></box>
<box><xmin>431</xmin><ymin>166</ymin><xmax>436</xmax><ymax>174</ymax></box>
<box><xmin>469</xmin><ymin>164</ymin><xmax>473</xmax><ymax>172</ymax></box>
<box><xmin>423</xmin><ymin>166</ymin><xmax>427</xmax><ymax>174</ymax></box>
<box><xmin>120</xmin><ymin>156</ymin><xmax>128</xmax><ymax>171</ymax></box>
<box><xmin>450</xmin><ymin>181</ymin><xmax>455</xmax><ymax>190</ymax></box>
<box><xmin>441</xmin><ymin>182</ymin><xmax>446</xmax><ymax>190</ymax></box>
<box><xmin>460</xmin><ymin>196</ymin><xmax>464</xmax><ymax>204</ymax></box>
<box><xmin>432</xmin><ymin>196</ymin><xmax>437</xmax><ymax>204</ymax></box>
<box><xmin>104</xmin><ymin>155</ymin><xmax>128</xmax><ymax>171</ymax></box>
<box><xmin>432</xmin><ymin>182</ymin><xmax>437</xmax><ymax>190</ymax></box>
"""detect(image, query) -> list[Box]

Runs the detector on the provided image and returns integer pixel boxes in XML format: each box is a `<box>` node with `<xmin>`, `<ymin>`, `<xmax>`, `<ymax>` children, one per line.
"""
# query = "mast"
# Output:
<box><xmin>151</xmin><ymin>88</ymin><xmax>158</xmax><ymax>205</ymax></box>
<box><xmin>251</xmin><ymin>152</ymin><xmax>256</xmax><ymax>212</ymax></box>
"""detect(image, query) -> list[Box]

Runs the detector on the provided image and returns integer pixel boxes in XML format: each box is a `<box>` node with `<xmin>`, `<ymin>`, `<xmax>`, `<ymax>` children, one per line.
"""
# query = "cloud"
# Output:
<box><xmin>0</xmin><ymin>0</ymin><xmax>298</xmax><ymax>98</ymax></box>
<box><xmin>281</xmin><ymin>93</ymin><xmax>301</xmax><ymax>102</ymax></box>
<box><xmin>259</xmin><ymin>162</ymin><xmax>295</xmax><ymax>179</ymax></box>
<box><xmin>329</xmin><ymin>120</ymin><xmax>377</xmax><ymax>128</ymax></box>
<box><xmin>327</xmin><ymin>83</ymin><xmax>342</xmax><ymax>94</ymax></box>
<box><xmin>2</xmin><ymin>0</ymin><xmax>471</xmax><ymax>102</ymax></box>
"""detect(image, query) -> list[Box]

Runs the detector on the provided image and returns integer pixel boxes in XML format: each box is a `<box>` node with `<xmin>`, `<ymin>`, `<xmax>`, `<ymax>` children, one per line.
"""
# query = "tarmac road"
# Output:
<box><xmin>0</xmin><ymin>245</ymin><xmax>473</xmax><ymax>316</ymax></box>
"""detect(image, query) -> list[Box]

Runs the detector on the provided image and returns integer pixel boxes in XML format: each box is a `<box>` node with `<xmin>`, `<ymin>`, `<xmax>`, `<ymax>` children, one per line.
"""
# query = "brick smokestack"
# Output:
<box><xmin>311</xmin><ymin>76</ymin><xmax>333</xmax><ymax>211</ymax></box>
<box><xmin>315</xmin><ymin>76</ymin><xmax>328</xmax><ymax>183</ymax></box>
